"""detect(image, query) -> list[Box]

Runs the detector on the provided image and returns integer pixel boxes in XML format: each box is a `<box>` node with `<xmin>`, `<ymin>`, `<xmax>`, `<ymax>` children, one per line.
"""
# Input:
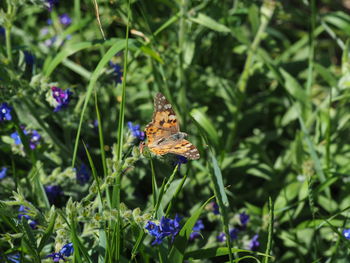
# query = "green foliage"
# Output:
<box><xmin>1</xmin><ymin>0</ymin><xmax>350</xmax><ymax>262</ymax></box>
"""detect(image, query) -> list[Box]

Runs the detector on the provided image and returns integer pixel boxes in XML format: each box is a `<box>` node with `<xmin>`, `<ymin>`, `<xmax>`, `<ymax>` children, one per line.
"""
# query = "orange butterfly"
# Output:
<box><xmin>143</xmin><ymin>93</ymin><xmax>200</xmax><ymax>160</ymax></box>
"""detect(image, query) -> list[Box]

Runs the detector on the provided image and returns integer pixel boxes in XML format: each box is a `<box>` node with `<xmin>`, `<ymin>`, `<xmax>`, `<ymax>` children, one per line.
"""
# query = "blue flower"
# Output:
<box><xmin>45</xmin><ymin>252</ymin><xmax>65</xmax><ymax>262</ymax></box>
<box><xmin>0</xmin><ymin>27</ymin><xmax>5</xmax><ymax>37</ymax></box>
<box><xmin>59</xmin><ymin>14</ymin><xmax>72</xmax><ymax>26</ymax></box>
<box><xmin>44</xmin><ymin>36</ymin><xmax>57</xmax><ymax>47</ymax></box>
<box><xmin>45</xmin><ymin>185</ymin><xmax>63</xmax><ymax>203</ymax></box>
<box><xmin>190</xmin><ymin>219</ymin><xmax>204</xmax><ymax>240</ymax></box>
<box><xmin>18</xmin><ymin>206</ymin><xmax>37</xmax><ymax>229</ymax></box>
<box><xmin>76</xmin><ymin>164</ymin><xmax>90</xmax><ymax>184</ymax></box>
<box><xmin>7</xmin><ymin>253</ymin><xmax>20</xmax><ymax>263</ymax></box>
<box><xmin>24</xmin><ymin>51</ymin><xmax>35</xmax><ymax>66</ymax></box>
<box><xmin>173</xmin><ymin>155</ymin><xmax>188</xmax><ymax>170</ymax></box>
<box><xmin>239</xmin><ymin>212</ymin><xmax>250</xmax><ymax>227</ymax></box>
<box><xmin>46</xmin><ymin>242</ymin><xmax>74</xmax><ymax>262</ymax></box>
<box><xmin>0</xmin><ymin>167</ymin><xmax>7</xmax><ymax>179</ymax></box>
<box><xmin>145</xmin><ymin>215</ymin><xmax>182</xmax><ymax>245</ymax></box>
<box><xmin>0</xmin><ymin>103</ymin><xmax>12</xmax><ymax>121</ymax></box>
<box><xmin>343</xmin><ymin>229</ymin><xmax>350</xmax><ymax>240</ymax></box>
<box><xmin>216</xmin><ymin>232</ymin><xmax>226</xmax><ymax>242</ymax></box>
<box><xmin>229</xmin><ymin>228</ymin><xmax>239</xmax><ymax>240</ymax></box>
<box><xmin>52</xmin><ymin>87</ymin><xmax>73</xmax><ymax>112</ymax></box>
<box><xmin>60</xmin><ymin>243</ymin><xmax>74</xmax><ymax>257</ymax></box>
<box><xmin>208</xmin><ymin>201</ymin><xmax>220</xmax><ymax>215</ymax></box>
<box><xmin>249</xmin><ymin>234</ymin><xmax>260</xmax><ymax>251</ymax></box>
<box><xmin>110</xmin><ymin>61</ymin><xmax>123</xmax><ymax>84</ymax></box>
<box><xmin>11</xmin><ymin>127</ymin><xmax>41</xmax><ymax>149</ymax></box>
<box><xmin>46</xmin><ymin>0</ymin><xmax>58</xmax><ymax>11</ymax></box>
<box><xmin>128</xmin><ymin>122</ymin><xmax>145</xmax><ymax>141</ymax></box>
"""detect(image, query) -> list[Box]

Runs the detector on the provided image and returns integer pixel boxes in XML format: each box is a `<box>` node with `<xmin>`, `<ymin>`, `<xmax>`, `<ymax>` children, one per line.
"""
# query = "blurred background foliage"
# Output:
<box><xmin>1</xmin><ymin>0</ymin><xmax>350</xmax><ymax>262</ymax></box>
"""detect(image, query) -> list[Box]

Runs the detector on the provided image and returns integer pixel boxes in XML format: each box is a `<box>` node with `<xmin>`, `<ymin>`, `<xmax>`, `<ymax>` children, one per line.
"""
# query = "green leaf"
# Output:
<box><xmin>280</xmin><ymin>68</ymin><xmax>308</xmax><ymax>104</ymax></box>
<box><xmin>189</xmin><ymin>13</ymin><xmax>231</xmax><ymax>33</ymax></box>
<box><xmin>191</xmin><ymin>108</ymin><xmax>219</xmax><ymax>147</ymax></box>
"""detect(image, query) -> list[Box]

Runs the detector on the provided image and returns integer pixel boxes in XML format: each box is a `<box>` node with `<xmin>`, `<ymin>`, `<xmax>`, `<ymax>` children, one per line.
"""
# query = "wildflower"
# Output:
<box><xmin>51</xmin><ymin>87</ymin><xmax>72</xmax><ymax>112</ymax></box>
<box><xmin>145</xmin><ymin>215</ymin><xmax>182</xmax><ymax>245</ymax></box>
<box><xmin>0</xmin><ymin>167</ymin><xmax>7</xmax><ymax>179</ymax></box>
<box><xmin>207</xmin><ymin>201</ymin><xmax>220</xmax><ymax>215</ymax></box>
<box><xmin>18</xmin><ymin>206</ymin><xmax>37</xmax><ymax>229</ymax></box>
<box><xmin>190</xmin><ymin>219</ymin><xmax>204</xmax><ymax>240</ymax></box>
<box><xmin>128</xmin><ymin>122</ymin><xmax>145</xmax><ymax>141</ymax></box>
<box><xmin>7</xmin><ymin>253</ymin><xmax>20</xmax><ymax>263</ymax></box>
<box><xmin>110</xmin><ymin>61</ymin><xmax>123</xmax><ymax>84</ymax></box>
<box><xmin>40</xmin><ymin>27</ymin><xmax>49</xmax><ymax>36</ymax></box>
<box><xmin>239</xmin><ymin>212</ymin><xmax>250</xmax><ymax>228</ymax></box>
<box><xmin>0</xmin><ymin>103</ymin><xmax>12</xmax><ymax>121</ymax></box>
<box><xmin>24</xmin><ymin>51</ymin><xmax>35</xmax><ymax>66</ymax></box>
<box><xmin>173</xmin><ymin>155</ymin><xmax>188</xmax><ymax>170</ymax></box>
<box><xmin>229</xmin><ymin>228</ymin><xmax>239</xmax><ymax>240</ymax></box>
<box><xmin>44</xmin><ymin>36</ymin><xmax>57</xmax><ymax>47</ymax></box>
<box><xmin>76</xmin><ymin>164</ymin><xmax>90</xmax><ymax>184</ymax></box>
<box><xmin>45</xmin><ymin>185</ymin><xmax>63</xmax><ymax>203</ymax></box>
<box><xmin>46</xmin><ymin>0</ymin><xmax>58</xmax><ymax>11</ymax></box>
<box><xmin>47</xmin><ymin>18</ymin><xmax>53</xmax><ymax>25</ymax></box>
<box><xmin>216</xmin><ymin>232</ymin><xmax>226</xmax><ymax>242</ymax></box>
<box><xmin>343</xmin><ymin>229</ymin><xmax>350</xmax><ymax>240</ymax></box>
<box><xmin>46</xmin><ymin>242</ymin><xmax>74</xmax><ymax>262</ymax></box>
<box><xmin>59</xmin><ymin>243</ymin><xmax>74</xmax><ymax>257</ymax></box>
<box><xmin>0</xmin><ymin>27</ymin><xmax>5</xmax><ymax>37</ymax></box>
<box><xmin>59</xmin><ymin>14</ymin><xmax>72</xmax><ymax>26</ymax></box>
<box><xmin>249</xmin><ymin>234</ymin><xmax>260</xmax><ymax>251</ymax></box>
<box><xmin>11</xmin><ymin>128</ymin><xmax>41</xmax><ymax>149</ymax></box>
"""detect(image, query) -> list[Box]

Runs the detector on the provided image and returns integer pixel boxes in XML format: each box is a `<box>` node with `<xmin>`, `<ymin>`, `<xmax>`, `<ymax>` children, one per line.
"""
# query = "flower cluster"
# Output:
<box><xmin>11</xmin><ymin>127</ymin><xmax>41</xmax><ymax>150</ymax></box>
<box><xmin>51</xmin><ymin>87</ymin><xmax>73</xmax><ymax>112</ymax></box>
<box><xmin>0</xmin><ymin>103</ymin><xmax>12</xmax><ymax>121</ymax></box>
<box><xmin>128</xmin><ymin>122</ymin><xmax>145</xmax><ymax>141</ymax></box>
<box><xmin>190</xmin><ymin>219</ymin><xmax>205</xmax><ymax>240</ymax></box>
<box><xmin>46</xmin><ymin>243</ymin><xmax>74</xmax><ymax>262</ymax></box>
<box><xmin>145</xmin><ymin>215</ymin><xmax>181</xmax><ymax>245</ymax></box>
<box><xmin>18</xmin><ymin>206</ymin><xmax>37</xmax><ymax>229</ymax></box>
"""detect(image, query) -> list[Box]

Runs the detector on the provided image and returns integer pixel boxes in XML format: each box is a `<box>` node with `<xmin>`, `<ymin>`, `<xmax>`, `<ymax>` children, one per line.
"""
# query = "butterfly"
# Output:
<box><xmin>143</xmin><ymin>93</ymin><xmax>200</xmax><ymax>160</ymax></box>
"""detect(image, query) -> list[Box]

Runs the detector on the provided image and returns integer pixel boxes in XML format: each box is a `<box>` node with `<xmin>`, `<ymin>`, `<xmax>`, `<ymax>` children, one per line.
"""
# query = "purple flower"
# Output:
<box><xmin>249</xmin><ymin>234</ymin><xmax>260</xmax><ymax>251</ymax></box>
<box><xmin>60</xmin><ymin>243</ymin><xmax>74</xmax><ymax>257</ymax></box>
<box><xmin>46</xmin><ymin>0</ymin><xmax>58</xmax><ymax>11</ymax></box>
<box><xmin>110</xmin><ymin>61</ymin><xmax>123</xmax><ymax>84</ymax></box>
<box><xmin>145</xmin><ymin>215</ymin><xmax>182</xmax><ymax>245</ymax></box>
<box><xmin>7</xmin><ymin>253</ymin><xmax>20</xmax><ymax>263</ymax></box>
<box><xmin>173</xmin><ymin>155</ymin><xmax>188</xmax><ymax>170</ymax></box>
<box><xmin>24</xmin><ymin>51</ymin><xmax>35</xmax><ymax>66</ymax></box>
<box><xmin>229</xmin><ymin>228</ymin><xmax>239</xmax><ymax>240</ymax></box>
<box><xmin>208</xmin><ymin>202</ymin><xmax>220</xmax><ymax>215</ymax></box>
<box><xmin>44</xmin><ymin>36</ymin><xmax>57</xmax><ymax>47</ymax></box>
<box><xmin>190</xmin><ymin>219</ymin><xmax>204</xmax><ymax>240</ymax></box>
<box><xmin>59</xmin><ymin>14</ymin><xmax>72</xmax><ymax>26</ymax></box>
<box><xmin>216</xmin><ymin>232</ymin><xmax>226</xmax><ymax>242</ymax></box>
<box><xmin>45</xmin><ymin>185</ymin><xmax>63</xmax><ymax>203</ymax></box>
<box><xmin>0</xmin><ymin>167</ymin><xmax>7</xmax><ymax>179</ymax></box>
<box><xmin>11</xmin><ymin>127</ymin><xmax>41</xmax><ymax>149</ymax></box>
<box><xmin>128</xmin><ymin>122</ymin><xmax>145</xmax><ymax>141</ymax></box>
<box><xmin>0</xmin><ymin>27</ymin><xmax>5</xmax><ymax>37</ymax></box>
<box><xmin>239</xmin><ymin>212</ymin><xmax>250</xmax><ymax>227</ymax></box>
<box><xmin>45</xmin><ymin>252</ymin><xmax>65</xmax><ymax>262</ymax></box>
<box><xmin>76</xmin><ymin>164</ymin><xmax>90</xmax><ymax>184</ymax></box>
<box><xmin>343</xmin><ymin>229</ymin><xmax>350</xmax><ymax>240</ymax></box>
<box><xmin>0</xmin><ymin>103</ymin><xmax>12</xmax><ymax>121</ymax></box>
<box><xmin>40</xmin><ymin>27</ymin><xmax>49</xmax><ymax>36</ymax></box>
<box><xmin>18</xmin><ymin>206</ymin><xmax>37</xmax><ymax>229</ymax></box>
<box><xmin>46</xmin><ymin>242</ymin><xmax>74</xmax><ymax>262</ymax></box>
<box><xmin>51</xmin><ymin>87</ymin><xmax>72</xmax><ymax>112</ymax></box>
<box><xmin>47</xmin><ymin>18</ymin><xmax>53</xmax><ymax>25</ymax></box>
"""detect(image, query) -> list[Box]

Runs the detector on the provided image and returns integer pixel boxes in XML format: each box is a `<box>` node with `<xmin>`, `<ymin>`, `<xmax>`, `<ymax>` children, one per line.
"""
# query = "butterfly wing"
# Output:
<box><xmin>168</xmin><ymin>139</ymin><xmax>200</xmax><ymax>160</ymax></box>
<box><xmin>145</xmin><ymin>93</ymin><xmax>179</xmax><ymax>146</ymax></box>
